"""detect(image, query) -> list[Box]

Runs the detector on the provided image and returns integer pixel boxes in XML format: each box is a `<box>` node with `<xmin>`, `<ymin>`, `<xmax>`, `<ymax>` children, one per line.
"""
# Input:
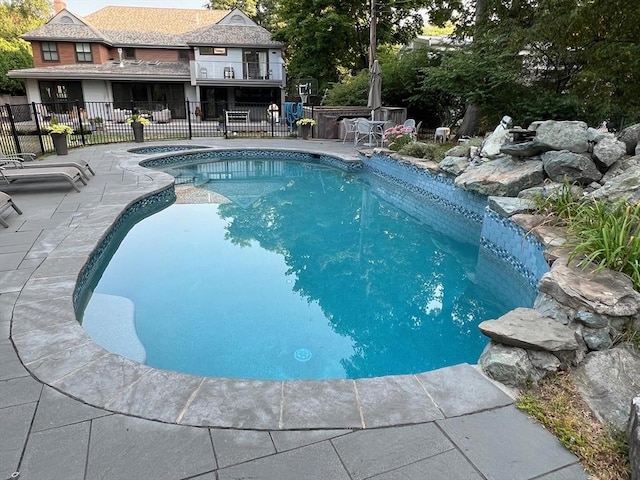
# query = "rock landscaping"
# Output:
<box><xmin>384</xmin><ymin>118</ymin><xmax>640</xmax><ymax>478</ymax></box>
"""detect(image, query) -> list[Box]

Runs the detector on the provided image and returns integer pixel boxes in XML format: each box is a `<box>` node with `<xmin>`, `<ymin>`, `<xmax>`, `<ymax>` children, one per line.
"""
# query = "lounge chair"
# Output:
<box><xmin>0</xmin><ymin>192</ymin><xmax>22</xmax><ymax>227</ymax></box>
<box><xmin>0</xmin><ymin>163</ymin><xmax>87</xmax><ymax>192</ymax></box>
<box><xmin>2</xmin><ymin>153</ymin><xmax>95</xmax><ymax>180</ymax></box>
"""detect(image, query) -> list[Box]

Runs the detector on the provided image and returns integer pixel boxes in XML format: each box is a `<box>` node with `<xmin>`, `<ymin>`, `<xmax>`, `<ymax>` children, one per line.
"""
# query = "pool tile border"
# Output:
<box><xmin>10</xmin><ymin>146</ymin><xmax>526</xmax><ymax>430</ymax></box>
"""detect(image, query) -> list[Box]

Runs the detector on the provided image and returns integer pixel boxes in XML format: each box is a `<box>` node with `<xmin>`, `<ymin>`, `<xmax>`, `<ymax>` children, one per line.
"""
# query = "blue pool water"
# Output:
<box><xmin>84</xmin><ymin>157</ymin><xmax>536</xmax><ymax>380</ymax></box>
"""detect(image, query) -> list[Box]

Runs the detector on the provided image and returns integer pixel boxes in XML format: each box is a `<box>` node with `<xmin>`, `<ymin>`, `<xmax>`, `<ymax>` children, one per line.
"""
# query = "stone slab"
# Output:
<box><xmin>86</xmin><ymin>414</ymin><xmax>216</xmax><ymax>480</ymax></box>
<box><xmin>281</xmin><ymin>379</ymin><xmax>362</xmax><ymax>429</ymax></box>
<box><xmin>31</xmin><ymin>386</ymin><xmax>110</xmax><ymax>432</ymax></box>
<box><xmin>211</xmin><ymin>429</ymin><xmax>275</xmax><ymax>468</ymax></box>
<box><xmin>0</xmin><ymin>402</ymin><xmax>36</xmax><ymax>480</ymax></box>
<box><xmin>0</xmin><ymin>375</ymin><xmax>42</xmax><ymax>409</ymax></box>
<box><xmin>20</xmin><ymin>421</ymin><xmax>89</xmax><ymax>480</ymax></box>
<box><xmin>270</xmin><ymin>429</ymin><xmax>352</xmax><ymax>452</ymax></box>
<box><xmin>356</xmin><ymin>374</ymin><xmax>443</xmax><ymax>427</ymax></box>
<box><xmin>416</xmin><ymin>363</ymin><xmax>513</xmax><ymax>417</ymax></box>
<box><xmin>367</xmin><ymin>448</ymin><xmax>484</xmax><ymax>480</ymax></box>
<box><xmin>437</xmin><ymin>406</ymin><xmax>585</xmax><ymax>480</ymax></box>
<box><xmin>332</xmin><ymin>423</ymin><xmax>453</xmax><ymax>480</ymax></box>
<box><xmin>217</xmin><ymin>441</ymin><xmax>350</xmax><ymax>480</ymax></box>
<box><xmin>0</xmin><ymin>340</ymin><xmax>29</xmax><ymax>381</ymax></box>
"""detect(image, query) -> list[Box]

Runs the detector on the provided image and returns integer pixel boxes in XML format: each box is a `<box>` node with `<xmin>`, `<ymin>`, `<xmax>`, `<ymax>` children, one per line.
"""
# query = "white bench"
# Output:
<box><xmin>225</xmin><ymin>111</ymin><xmax>250</xmax><ymax>124</ymax></box>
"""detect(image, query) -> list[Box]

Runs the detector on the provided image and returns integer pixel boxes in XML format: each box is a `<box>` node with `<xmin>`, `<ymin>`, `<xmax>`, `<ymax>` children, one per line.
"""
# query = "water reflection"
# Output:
<box><xmin>154</xmin><ymin>159</ymin><xmax>536</xmax><ymax>378</ymax></box>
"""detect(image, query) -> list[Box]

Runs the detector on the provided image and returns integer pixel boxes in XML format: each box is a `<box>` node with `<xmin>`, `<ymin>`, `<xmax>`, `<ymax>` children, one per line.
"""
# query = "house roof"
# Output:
<box><xmin>83</xmin><ymin>6</ymin><xmax>228</xmax><ymax>34</ymax></box>
<box><xmin>184</xmin><ymin>24</ymin><xmax>281</xmax><ymax>47</ymax></box>
<box><xmin>21</xmin><ymin>6</ymin><xmax>282</xmax><ymax>48</ymax></box>
<box><xmin>8</xmin><ymin>61</ymin><xmax>190</xmax><ymax>81</ymax></box>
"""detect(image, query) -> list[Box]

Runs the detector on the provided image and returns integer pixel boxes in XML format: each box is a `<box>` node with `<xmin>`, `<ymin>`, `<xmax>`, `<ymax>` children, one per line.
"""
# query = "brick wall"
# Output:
<box><xmin>31</xmin><ymin>41</ymin><xmax>100</xmax><ymax>67</ymax></box>
<box><xmin>107</xmin><ymin>47</ymin><xmax>185</xmax><ymax>62</ymax></box>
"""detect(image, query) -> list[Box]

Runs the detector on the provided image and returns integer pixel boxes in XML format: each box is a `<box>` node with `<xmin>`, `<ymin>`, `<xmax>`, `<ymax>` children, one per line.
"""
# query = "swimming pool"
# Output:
<box><xmin>82</xmin><ymin>153</ymin><xmax>536</xmax><ymax>380</ymax></box>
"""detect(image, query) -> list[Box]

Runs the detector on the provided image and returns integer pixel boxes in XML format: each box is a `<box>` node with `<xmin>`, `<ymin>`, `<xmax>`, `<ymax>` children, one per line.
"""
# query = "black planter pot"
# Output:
<box><xmin>132</xmin><ymin>123</ymin><xmax>144</xmax><ymax>143</ymax></box>
<box><xmin>51</xmin><ymin>133</ymin><xmax>68</xmax><ymax>155</ymax></box>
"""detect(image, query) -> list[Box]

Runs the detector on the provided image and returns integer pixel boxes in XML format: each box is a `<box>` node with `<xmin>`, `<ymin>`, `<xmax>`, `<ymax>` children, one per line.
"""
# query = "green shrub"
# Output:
<box><xmin>399</xmin><ymin>141</ymin><xmax>438</xmax><ymax>160</ymax></box>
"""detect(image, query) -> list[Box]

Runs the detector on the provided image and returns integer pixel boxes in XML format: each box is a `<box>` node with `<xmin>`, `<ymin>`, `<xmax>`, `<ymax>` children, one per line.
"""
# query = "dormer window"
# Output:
<box><xmin>75</xmin><ymin>43</ymin><xmax>92</xmax><ymax>62</ymax></box>
<box><xmin>42</xmin><ymin>42</ymin><xmax>59</xmax><ymax>61</ymax></box>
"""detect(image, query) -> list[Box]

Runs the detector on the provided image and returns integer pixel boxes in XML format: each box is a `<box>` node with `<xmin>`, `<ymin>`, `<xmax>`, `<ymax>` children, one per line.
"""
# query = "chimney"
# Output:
<box><xmin>54</xmin><ymin>0</ymin><xmax>67</xmax><ymax>14</ymax></box>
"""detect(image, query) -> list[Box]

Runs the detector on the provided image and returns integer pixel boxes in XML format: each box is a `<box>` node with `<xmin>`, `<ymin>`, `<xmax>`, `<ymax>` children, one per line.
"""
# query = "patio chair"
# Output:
<box><xmin>354</xmin><ymin>118</ymin><xmax>377</xmax><ymax>147</ymax></box>
<box><xmin>0</xmin><ymin>191</ymin><xmax>22</xmax><ymax>227</ymax></box>
<box><xmin>0</xmin><ymin>162</ymin><xmax>87</xmax><ymax>192</ymax></box>
<box><xmin>1</xmin><ymin>153</ymin><xmax>95</xmax><ymax>180</ymax></box>
<box><xmin>341</xmin><ymin>118</ymin><xmax>358</xmax><ymax>143</ymax></box>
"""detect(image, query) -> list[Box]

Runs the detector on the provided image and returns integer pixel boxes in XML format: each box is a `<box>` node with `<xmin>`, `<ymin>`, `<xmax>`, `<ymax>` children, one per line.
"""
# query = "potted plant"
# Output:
<box><xmin>126</xmin><ymin>113</ymin><xmax>150</xmax><ymax>142</ymax></box>
<box><xmin>92</xmin><ymin>116</ymin><xmax>104</xmax><ymax>131</ymax></box>
<box><xmin>46</xmin><ymin>119</ymin><xmax>74</xmax><ymax>155</ymax></box>
<box><xmin>296</xmin><ymin>117</ymin><xmax>316</xmax><ymax>139</ymax></box>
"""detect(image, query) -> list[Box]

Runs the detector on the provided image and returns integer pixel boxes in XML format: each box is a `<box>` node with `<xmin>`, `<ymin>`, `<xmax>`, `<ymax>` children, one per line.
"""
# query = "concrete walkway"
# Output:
<box><xmin>0</xmin><ymin>139</ymin><xmax>588</xmax><ymax>480</ymax></box>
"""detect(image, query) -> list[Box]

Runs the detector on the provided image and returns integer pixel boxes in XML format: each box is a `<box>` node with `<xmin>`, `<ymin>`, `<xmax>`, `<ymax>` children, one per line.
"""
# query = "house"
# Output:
<box><xmin>8</xmin><ymin>2</ymin><xmax>286</xmax><ymax>122</ymax></box>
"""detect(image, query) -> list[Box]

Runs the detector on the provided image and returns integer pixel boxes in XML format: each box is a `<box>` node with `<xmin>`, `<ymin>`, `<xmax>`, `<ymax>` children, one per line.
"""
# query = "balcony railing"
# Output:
<box><xmin>192</xmin><ymin>60</ymin><xmax>283</xmax><ymax>82</ymax></box>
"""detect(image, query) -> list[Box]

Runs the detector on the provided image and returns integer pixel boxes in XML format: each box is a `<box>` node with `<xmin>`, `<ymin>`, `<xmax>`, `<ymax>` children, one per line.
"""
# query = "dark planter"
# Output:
<box><xmin>300</xmin><ymin>125</ymin><xmax>310</xmax><ymax>140</ymax></box>
<box><xmin>51</xmin><ymin>133</ymin><xmax>68</xmax><ymax>155</ymax></box>
<box><xmin>132</xmin><ymin>123</ymin><xmax>144</xmax><ymax>143</ymax></box>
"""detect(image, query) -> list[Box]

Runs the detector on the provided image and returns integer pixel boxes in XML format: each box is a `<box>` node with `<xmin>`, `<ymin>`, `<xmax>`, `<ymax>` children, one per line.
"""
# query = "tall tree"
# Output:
<box><xmin>0</xmin><ymin>0</ymin><xmax>52</xmax><ymax>94</ymax></box>
<box><xmin>272</xmin><ymin>0</ymin><xmax>426</xmax><ymax>88</ymax></box>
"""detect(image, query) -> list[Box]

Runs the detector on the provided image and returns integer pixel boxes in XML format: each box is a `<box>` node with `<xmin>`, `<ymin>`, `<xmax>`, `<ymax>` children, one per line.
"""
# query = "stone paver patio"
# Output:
<box><xmin>0</xmin><ymin>139</ymin><xmax>587</xmax><ymax>479</ymax></box>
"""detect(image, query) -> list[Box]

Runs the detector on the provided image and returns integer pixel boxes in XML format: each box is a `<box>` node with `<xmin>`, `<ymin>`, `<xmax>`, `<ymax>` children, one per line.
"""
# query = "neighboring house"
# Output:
<box><xmin>7</xmin><ymin>4</ymin><xmax>286</xmax><ymax>121</ymax></box>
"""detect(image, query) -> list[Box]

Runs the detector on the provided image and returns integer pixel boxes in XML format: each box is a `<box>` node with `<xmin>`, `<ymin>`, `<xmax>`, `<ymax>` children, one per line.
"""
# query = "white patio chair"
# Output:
<box><xmin>342</xmin><ymin>118</ymin><xmax>357</xmax><ymax>143</ymax></box>
<box><xmin>354</xmin><ymin>118</ymin><xmax>376</xmax><ymax>146</ymax></box>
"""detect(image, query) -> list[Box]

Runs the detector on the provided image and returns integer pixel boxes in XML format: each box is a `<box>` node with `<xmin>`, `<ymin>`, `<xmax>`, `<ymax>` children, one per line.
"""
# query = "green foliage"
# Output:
<box><xmin>568</xmin><ymin>201</ymin><xmax>640</xmax><ymax>290</ymax></box>
<box><xmin>398</xmin><ymin>141</ymin><xmax>437</xmax><ymax>160</ymax></box>
<box><xmin>324</xmin><ymin>70</ymin><xmax>369</xmax><ymax>106</ymax></box>
<box><xmin>0</xmin><ymin>38</ymin><xmax>32</xmax><ymax>94</ymax></box>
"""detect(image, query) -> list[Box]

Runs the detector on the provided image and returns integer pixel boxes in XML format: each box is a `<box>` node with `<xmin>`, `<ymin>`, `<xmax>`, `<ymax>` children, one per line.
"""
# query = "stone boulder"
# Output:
<box><xmin>629</xmin><ymin>397</ymin><xmax>640</xmax><ymax>480</ymax></box>
<box><xmin>592</xmin><ymin>134</ymin><xmax>627</xmax><ymax>167</ymax></box>
<box><xmin>487</xmin><ymin>196</ymin><xmax>537</xmax><ymax>217</ymax></box>
<box><xmin>479</xmin><ymin>308</ymin><xmax>579</xmax><ymax>352</ymax></box>
<box><xmin>538</xmin><ymin>262</ymin><xmax>640</xmax><ymax>318</ymax></box>
<box><xmin>589</xmin><ymin>167</ymin><xmax>640</xmax><ymax>204</ymax></box>
<box><xmin>541</xmin><ymin>150</ymin><xmax>602</xmax><ymax>184</ymax></box>
<box><xmin>445</xmin><ymin>144</ymin><xmax>471</xmax><ymax>158</ymax></box>
<box><xmin>479</xmin><ymin>342</ymin><xmax>535</xmax><ymax>387</ymax></box>
<box><xmin>618</xmin><ymin>123</ymin><xmax>640</xmax><ymax>155</ymax></box>
<box><xmin>438</xmin><ymin>156</ymin><xmax>469</xmax><ymax>176</ymax></box>
<box><xmin>534</xmin><ymin>120</ymin><xmax>590</xmax><ymax>154</ymax></box>
<box><xmin>500</xmin><ymin>139</ymin><xmax>553</xmax><ymax>158</ymax></box>
<box><xmin>518</xmin><ymin>182</ymin><xmax>583</xmax><ymax>201</ymax></box>
<box><xmin>600</xmin><ymin>155</ymin><xmax>640</xmax><ymax>184</ymax></box>
<box><xmin>454</xmin><ymin>157</ymin><xmax>544</xmax><ymax>196</ymax></box>
<box><xmin>573</xmin><ymin>346</ymin><xmax>640</xmax><ymax>431</ymax></box>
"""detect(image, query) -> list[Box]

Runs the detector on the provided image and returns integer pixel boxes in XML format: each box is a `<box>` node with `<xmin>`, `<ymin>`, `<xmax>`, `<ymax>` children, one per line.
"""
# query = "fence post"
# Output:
<box><xmin>5</xmin><ymin>104</ymin><xmax>22</xmax><ymax>154</ymax></box>
<box><xmin>186</xmin><ymin>100</ymin><xmax>193</xmax><ymax>139</ymax></box>
<box><xmin>75</xmin><ymin>100</ymin><xmax>86</xmax><ymax>145</ymax></box>
<box><xmin>31</xmin><ymin>102</ymin><xmax>45</xmax><ymax>154</ymax></box>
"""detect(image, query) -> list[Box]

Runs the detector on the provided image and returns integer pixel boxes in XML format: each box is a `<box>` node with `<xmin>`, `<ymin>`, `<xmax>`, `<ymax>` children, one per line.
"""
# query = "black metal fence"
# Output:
<box><xmin>1</xmin><ymin>100</ymin><xmax>308</xmax><ymax>156</ymax></box>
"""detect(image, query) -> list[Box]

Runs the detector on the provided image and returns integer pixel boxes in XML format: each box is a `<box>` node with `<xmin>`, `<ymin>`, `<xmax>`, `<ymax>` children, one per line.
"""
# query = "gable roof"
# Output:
<box><xmin>83</xmin><ymin>6</ymin><xmax>228</xmax><ymax>34</ymax></box>
<box><xmin>20</xmin><ymin>6</ymin><xmax>282</xmax><ymax>49</ymax></box>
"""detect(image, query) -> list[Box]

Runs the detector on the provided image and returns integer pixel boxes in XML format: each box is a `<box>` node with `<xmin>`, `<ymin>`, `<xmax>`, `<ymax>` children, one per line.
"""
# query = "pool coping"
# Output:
<box><xmin>9</xmin><ymin>144</ymin><xmax>517</xmax><ymax>430</ymax></box>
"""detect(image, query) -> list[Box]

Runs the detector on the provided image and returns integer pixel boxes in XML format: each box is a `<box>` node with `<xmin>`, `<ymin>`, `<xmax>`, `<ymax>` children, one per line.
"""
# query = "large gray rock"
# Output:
<box><xmin>479</xmin><ymin>342</ymin><xmax>535</xmax><ymax>387</ymax></box>
<box><xmin>618</xmin><ymin>123</ymin><xmax>640</xmax><ymax>155</ymax></box>
<box><xmin>573</xmin><ymin>346</ymin><xmax>640</xmax><ymax>431</ymax></box>
<box><xmin>541</xmin><ymin>150</ymin><xmax>602</xmax><ymax>184</ymax></box>
<box><xmin>589</xmin><ymin>167</ymin><xmax>640</xmax><ymax>204</ymax></box>
<box><xmin>581</xmin><ymin>326</ymin><xmax>613</xmax><ymax>351</ymax></box>
<box><xmin>592</xmin><ymin>134</ymin><xmax>627</xmax><ymax>167</ymax></box>
<box><xmin>454</xmin><ymin>157</ymin><xmax>544</xmax><ymax>196</ymax></box>
<box><xmin>439</xmin><ymin>156</ymin><xmax>469</xmax><ymax>176</ymax></box>
<box><xmin>445</xmin><ymin>144</ymin><xmax>471</xmax><ymax>158</ymax></box>
<box><xmin>534</xmin><ymin>120</ymin><xmax>590</xmax><ymax>153</ymax></box>
<box><xmin>600</xmin><ymin>155</ymin><xmax>640</xmax><ymax>184</ymax></box>
<box><xmin>487</xmin><ymin>196</ymin><xmax>537</xmax><ymax>217</ymax></box>
<box><xmin>629</xmin><ymin>397</ymin><xmax>640</xmax><ymax>480</ymax></box>
<box><xmin>500</xmin><ymin>139</ymin><xmax>553</xmax><ymax>157</ymax></box>
<box><xmin>538</xmin><ymin>262</ymin><xmax>640</xmax><ymax>318</ymax></box>
<box><xmin>479</xmin><ymin>307</ymin><xmax>579</xmax><ymax>352</ymax></box>
<box><xmin>518</xmin><ymin>182</ymin><xmax>582</xmax><ymax>201</ymax></box>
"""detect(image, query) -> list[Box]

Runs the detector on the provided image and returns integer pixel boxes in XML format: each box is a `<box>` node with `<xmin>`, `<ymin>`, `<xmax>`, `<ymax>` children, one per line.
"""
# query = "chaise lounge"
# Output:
<box><xmin>0</xmin><ymin>163</ymin><xmax>88</xmax><ymax>192</ymax></box>
<box><xmin>0</xmin><ymin>191</ymin><xmax>22</xmax><ymax>227</ymax></box>
<box><xmin>1</xmin><ymin>153</ymin><xmax>95</xmax><ymax>180</ymax></box>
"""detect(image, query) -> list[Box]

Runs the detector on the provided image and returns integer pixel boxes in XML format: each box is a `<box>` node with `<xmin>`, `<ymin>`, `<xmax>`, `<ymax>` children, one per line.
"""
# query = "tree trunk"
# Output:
<box><xmin>455</xmin><ymin>105</ymin><xmax>480</xmax><ymax>139</ymax></box>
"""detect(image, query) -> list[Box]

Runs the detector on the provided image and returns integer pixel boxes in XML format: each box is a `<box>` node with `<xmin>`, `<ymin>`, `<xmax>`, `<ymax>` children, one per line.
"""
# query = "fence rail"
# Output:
<box><xmin>1</xmin><ymin>100</ymin><xmax>307</xmax><ymax>156</ymax></box>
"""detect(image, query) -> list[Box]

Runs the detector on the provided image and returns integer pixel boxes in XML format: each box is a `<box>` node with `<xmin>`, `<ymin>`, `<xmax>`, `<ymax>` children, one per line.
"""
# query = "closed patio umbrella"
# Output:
<box><xmin>367</xmin><ymin>59</ymin><xmax>382</xmax><ymax>120</ymax></box>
